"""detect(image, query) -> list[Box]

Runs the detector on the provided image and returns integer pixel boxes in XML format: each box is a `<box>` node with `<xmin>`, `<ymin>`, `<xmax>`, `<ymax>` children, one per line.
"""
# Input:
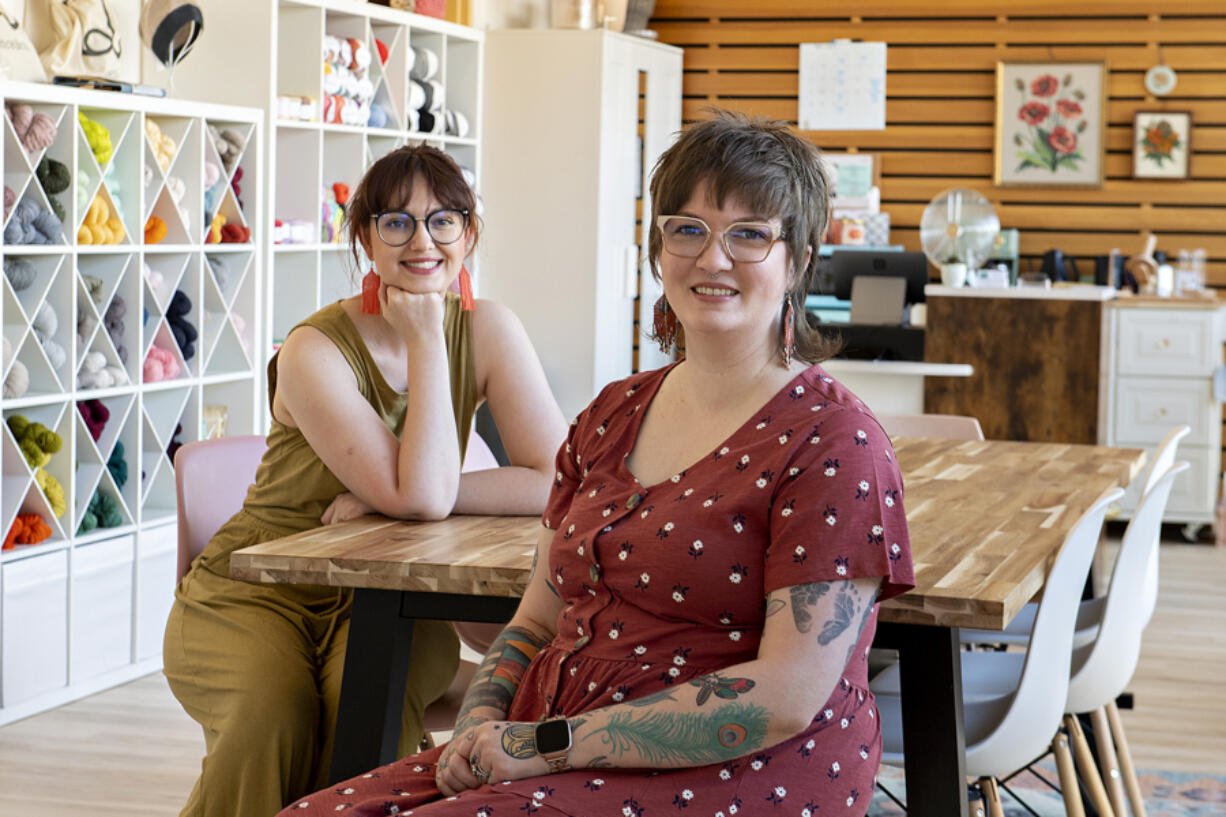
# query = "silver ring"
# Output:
<box><xmin>470</xmin><ymin>756</ymin><xmax>490</xmax><ymax>782</ymax></box>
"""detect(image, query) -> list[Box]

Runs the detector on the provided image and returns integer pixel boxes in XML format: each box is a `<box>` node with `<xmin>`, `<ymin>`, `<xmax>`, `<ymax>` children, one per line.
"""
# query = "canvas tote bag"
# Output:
<box><xmin>38</xmin><ymin>0</ymin><xmax>123</xmax><ymax>78</ymax></box>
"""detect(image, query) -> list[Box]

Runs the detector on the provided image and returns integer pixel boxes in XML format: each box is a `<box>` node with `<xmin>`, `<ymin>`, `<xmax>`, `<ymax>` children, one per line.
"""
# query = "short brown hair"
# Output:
<box><xmin>346</xmin><ymin>145</ymin><xmax>478</xmax><ymax>272</ymax></box>
<box><xmin>647</xmin><ymin>110</ymin><xmax>838</xmax><ymax>364</ymax></box>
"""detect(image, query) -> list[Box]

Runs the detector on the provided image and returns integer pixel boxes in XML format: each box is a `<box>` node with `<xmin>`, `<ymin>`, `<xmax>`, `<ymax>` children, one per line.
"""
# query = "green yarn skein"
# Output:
<box><xmin>7</xmin><ymin>415</ymin><xmax>63</xmax><ymax>468</ymax></box>
<box><xmin>107</xmin><ymin>441</ymin><xmax>128</xmax><ymax>488</ymax></box>
<box><xmin>78</xmin><ymin>112</ymin><xmax>113</xmax><ymax>166</ymax></box>
<box><xmin>37</xmin><ymin>157</ymin><xmax>70</xmax><ymax>195</ymax></box>
<box><xmin>78</xmin><ymin>490</ymin><xmax>123</xmax><ymax>533</ymax></box>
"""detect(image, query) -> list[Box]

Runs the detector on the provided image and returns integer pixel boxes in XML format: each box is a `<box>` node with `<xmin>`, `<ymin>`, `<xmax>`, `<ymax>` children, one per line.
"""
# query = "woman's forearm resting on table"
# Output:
<box><xmin>453</xmin><ymin>463</ymin><xmax>557</xmax><ymax>516</ymax></box>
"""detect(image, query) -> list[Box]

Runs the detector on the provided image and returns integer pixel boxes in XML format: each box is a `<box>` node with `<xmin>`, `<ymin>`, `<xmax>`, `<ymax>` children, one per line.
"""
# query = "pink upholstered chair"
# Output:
<box><xmin>172</xmin><ymin>432</ymin><xmax>507</xmax><ymax>740</ymax></box>
<box><xmin>174</xmin><ymin>434</ymin><xmax>267</xmax><ymax>581</ymax></box>
<box><xmin>876</xmin><ymin>412</ymin><xmax>985</xmax><ymax>441</ymax></box>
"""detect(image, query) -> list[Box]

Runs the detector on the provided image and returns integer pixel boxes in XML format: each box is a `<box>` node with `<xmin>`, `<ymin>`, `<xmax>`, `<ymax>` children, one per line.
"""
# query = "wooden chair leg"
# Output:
<box><xmin>978</xmin><ymin>776</ymin><xmax>1006</xmax><ymax>817</ymax></box>
<box><xmin>1053</xmin><ymin>729</ymin><xmax>1088</xmax><ymax>817</ymax></box>
<box><xmin>1106</xmin><ymin>700</ymin><xmax>1148</xmax><ymax>817</ymax></box>
<box><xmin>1090</xmin><ymin>706</ymin><xmax>1129</xmax><ymax>817</ymax></box>
<box><xmin>1065</xmin><ymin>713</ymin><xmax>1117</xmax><ymax>817</ymax></box>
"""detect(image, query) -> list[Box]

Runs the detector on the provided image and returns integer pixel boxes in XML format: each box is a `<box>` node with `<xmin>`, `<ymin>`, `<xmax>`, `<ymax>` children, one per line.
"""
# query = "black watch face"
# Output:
<box><xmin>535</xmin><ymin>718</ymin><xmax>571</xmax><ymax>753</ymax></box>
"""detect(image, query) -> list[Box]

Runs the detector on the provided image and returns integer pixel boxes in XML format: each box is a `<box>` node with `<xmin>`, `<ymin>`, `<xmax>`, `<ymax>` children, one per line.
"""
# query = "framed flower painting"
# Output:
<box><xmin>994</xmin><ymin>61</ymin><xmax>1107</xmax><ymax>187</ymax></box>
<box><xmin>1133</xmin><ymin>111</ymin><xmax>1191</xmax><ymax>179</ymax></box>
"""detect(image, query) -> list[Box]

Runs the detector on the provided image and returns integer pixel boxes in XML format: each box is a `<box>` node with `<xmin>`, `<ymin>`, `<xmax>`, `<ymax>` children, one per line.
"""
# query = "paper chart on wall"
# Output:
<box><xmin>798</xmin><ymin>41</ymin><xmax>887</xmax><ymax>131</ymax></box>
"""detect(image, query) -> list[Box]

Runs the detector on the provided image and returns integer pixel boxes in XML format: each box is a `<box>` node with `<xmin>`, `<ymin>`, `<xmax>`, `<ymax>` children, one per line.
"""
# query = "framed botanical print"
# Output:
<box><xmin>1133</xmin><ymin>111</ymin><xmax>1192</xmax><ymax>179</ymax></box>
<box><xmin>994</xmin><ymin>61</ymin><xmax>1108</xmax><ymax>188</ymax></box>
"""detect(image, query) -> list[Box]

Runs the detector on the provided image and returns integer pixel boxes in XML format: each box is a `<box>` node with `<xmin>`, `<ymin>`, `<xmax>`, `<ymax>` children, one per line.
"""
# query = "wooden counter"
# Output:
<box><xmin>923</xmin><ymin>288</ymin><xmax>1107</xmax><ymax>442</ymax></box>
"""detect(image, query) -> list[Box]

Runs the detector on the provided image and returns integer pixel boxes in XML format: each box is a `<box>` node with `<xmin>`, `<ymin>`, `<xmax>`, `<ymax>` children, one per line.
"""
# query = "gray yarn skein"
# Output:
<box><xmin>105</xmin><ymin>295</ymin><xmax>128</xmax><ymax>364</ymax></box>
<box><xmin>3</xmin><ymin>257</ymin><xmax>37</xmax><ymax>291</ymax></box>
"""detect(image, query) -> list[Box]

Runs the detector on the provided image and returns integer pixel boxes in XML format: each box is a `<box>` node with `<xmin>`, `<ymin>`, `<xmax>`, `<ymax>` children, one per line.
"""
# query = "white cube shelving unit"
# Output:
<box><xmin>0</xmin><ymin>80</ymin><xmax>262</xmax><ymax>723</ymax></box>
<box><xmin>150</xmin><ymin>0</ymin><xmax>483</xmax><ymax>424</ymax></box>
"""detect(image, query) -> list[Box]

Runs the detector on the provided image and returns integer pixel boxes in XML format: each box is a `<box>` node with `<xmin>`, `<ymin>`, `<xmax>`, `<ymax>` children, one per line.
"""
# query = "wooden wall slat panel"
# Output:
<box><xmin>684</xmin><ymin>70</ymin><xmax>1226</xmax><ymax>99</ymax></box>
<box><xmin>656</xmin><ymin>0</ymin><xmax>1226</xmax><ymax>354</ymax></box>
<box><xmin>880</xmin><ymin>151</ymin><xmax>1226</xmax><ymax>179</ymax></box>
<box><xmin>654</xmin><ymin>19</ymin><xmax>1226</xmax><ymax>47</ymax></box>
<box><xmin>682</xmin><ymin>45</ymin><xmax>1226</xmax><ymax>73</ymax></box>
<box><xmin>654</xmin><ymin>0</ymin><xmax>1226</xmax><ymax>16</ymax></box>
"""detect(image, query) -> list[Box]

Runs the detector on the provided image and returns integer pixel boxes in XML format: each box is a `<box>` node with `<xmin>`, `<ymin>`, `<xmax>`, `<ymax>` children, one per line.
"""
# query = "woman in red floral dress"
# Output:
<box><xmin>280</xmin><ymin>110</ymin><xmax>915</xmax><ymax>817</ymax></box>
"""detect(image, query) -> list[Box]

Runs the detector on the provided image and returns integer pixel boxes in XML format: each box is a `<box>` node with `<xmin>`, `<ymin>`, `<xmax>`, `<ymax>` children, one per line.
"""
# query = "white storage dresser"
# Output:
<box><xmin>1099</xmin><ymin>300</ymin><xmax>1226</xmax><ymax>534</ymax></box>
<box><xmin>0</xmin><ymin>81</ymin><xmax>262</xmax><ymax>723</ymax></box>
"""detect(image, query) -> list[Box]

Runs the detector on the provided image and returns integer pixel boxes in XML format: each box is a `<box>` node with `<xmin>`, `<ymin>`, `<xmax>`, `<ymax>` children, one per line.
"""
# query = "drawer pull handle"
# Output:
<box><xmin>1161</xmin><ymin>338</ymin><xmax>1171</xmax><ymax>348</ymax></box>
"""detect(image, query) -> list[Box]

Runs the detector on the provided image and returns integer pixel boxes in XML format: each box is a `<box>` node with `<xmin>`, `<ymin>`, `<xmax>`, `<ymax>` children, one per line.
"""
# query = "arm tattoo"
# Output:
<box><xmin>764</xmin><ymin>598</ymin><xmax>786</xmax><ymax>618</ymax></box>
<box><xmin>454</xmin><ymin>625</ymin><xmax>550</xmax><ymax>731</ymax></box>
<box><xmin>500</xmin><ymin>722</ymin><xmax>537</xmax><ymax>759</ymax></box>
<box><xmin>843</xmin><ymin>585</ymin><xmax>879</xmax><ymax>664</ymax></box>
<box><xmin>689</xmin><ymin>674</ymin><xmax>755</xmax><ymax>705</ymax></box>
<box><xmin>624</xmin><ymin>687</ymin><xmax>678</xmax><ymax>707</ymax></box>
<box><xmin>530</xmin><ymin>548</ymin><xmax>560</xmax><ymax>598</ymax></box>
<box><xmin>586</xmin><ymin>702</ymin><xmax>770</xmax><ymax>766</ymax></box>
<box><xmin>789</xmin><ymin>582</ymin><xmax>831</xmax><ymax>633</ymax></box>
<box><xmin>817</xmin><ymin>585</ymin><xmax>858</xmax><ymax>645</ymax></box>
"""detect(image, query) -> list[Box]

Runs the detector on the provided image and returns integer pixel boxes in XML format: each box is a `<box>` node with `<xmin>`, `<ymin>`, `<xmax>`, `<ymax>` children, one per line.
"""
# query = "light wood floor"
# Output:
<box><xmin>0</xmin><ymin>542</ymin><xmax>1222</xmax><ymax>815</ymax></box>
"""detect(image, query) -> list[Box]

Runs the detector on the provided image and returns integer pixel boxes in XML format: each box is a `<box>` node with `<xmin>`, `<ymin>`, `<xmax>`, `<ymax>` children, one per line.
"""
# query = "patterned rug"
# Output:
<box><xmin>869</xmin><ymin>763</ymin><xmax>1226</xmax><ymax>816</ymax></box>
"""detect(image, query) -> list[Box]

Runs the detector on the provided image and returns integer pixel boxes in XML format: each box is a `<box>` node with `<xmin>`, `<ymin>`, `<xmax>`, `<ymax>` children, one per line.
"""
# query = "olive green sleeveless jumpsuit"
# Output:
<box><xmin>164</xmin><ymin>296</ymin><xmax>477</xmax><ymax>817</ymax></box>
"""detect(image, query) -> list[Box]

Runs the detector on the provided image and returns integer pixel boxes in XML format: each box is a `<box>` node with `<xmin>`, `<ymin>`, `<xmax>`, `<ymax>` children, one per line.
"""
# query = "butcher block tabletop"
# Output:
<box><xmin>231</xmin><ymin>437</ymin><xmax>1145</xmax><ymax>631</ymax></box>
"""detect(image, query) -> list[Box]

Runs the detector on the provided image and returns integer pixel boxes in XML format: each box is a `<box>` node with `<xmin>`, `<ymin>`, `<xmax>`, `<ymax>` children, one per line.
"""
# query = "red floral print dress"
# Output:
<box><xmin>280</xmin><ymin>363</ymin><xmax>915</xmax><ymax>817</ymax></box>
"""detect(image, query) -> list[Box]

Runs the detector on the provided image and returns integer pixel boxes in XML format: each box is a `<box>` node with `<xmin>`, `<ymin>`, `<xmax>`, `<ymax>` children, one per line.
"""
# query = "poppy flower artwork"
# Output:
<box><xmin>1133</xmin><ymin>111</ymin><xmax>1192</xmax><ymax>180</ymax></box>
<box><xmin>994</xmin><ymin>61</ymin><xmax>1107</xmax><ymax>187</ymax></box>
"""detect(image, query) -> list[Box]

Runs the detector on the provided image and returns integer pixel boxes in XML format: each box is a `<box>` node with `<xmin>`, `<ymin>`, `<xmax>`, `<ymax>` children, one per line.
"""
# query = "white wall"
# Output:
<box><xmin>470</xmin><ymin>0</ymin><xmax>550</xmax><ymax>29</ymax></box>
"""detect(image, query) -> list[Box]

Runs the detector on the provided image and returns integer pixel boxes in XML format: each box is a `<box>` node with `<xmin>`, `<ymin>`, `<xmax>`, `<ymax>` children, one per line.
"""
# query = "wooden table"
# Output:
<box><xmin>231</xmin><ymin>437</ymin><xmax>1145</xmax><ymax>817</ymax></box>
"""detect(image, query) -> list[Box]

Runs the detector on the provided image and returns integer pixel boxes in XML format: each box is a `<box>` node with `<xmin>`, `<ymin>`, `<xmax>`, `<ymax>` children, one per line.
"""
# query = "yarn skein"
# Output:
<box><xmin>3</xmin><ymin>257</ymin><xmax>37</xmax><ymax>291</ymax></box>
<box><xmin>167</xmin><ymin>290</ymin><xmax>197</xmax><ymax>361</ymax></box>
<box><xmin>78</xmin><ymin>398</ymin><xmax>110</xmax><ymax>442</ymax></box>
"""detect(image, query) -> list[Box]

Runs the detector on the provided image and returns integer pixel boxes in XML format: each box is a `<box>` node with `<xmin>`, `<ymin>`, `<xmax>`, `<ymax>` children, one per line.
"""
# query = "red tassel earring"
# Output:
<box><xmin>361</xmin><ymin>268</ymin><xmax>381</xmax><ymax>315</ymax></box>
<box><xmin>458</xmin><ymin>266</ymin><xmax>475</xmax><ymax>312</ymax></box>
<box><xmin>652</xmin><ymin>294</ymin><xmax>677</xmax><ymax>353</ymax></box>
<box><xmin>781</xmin><ymin>292</ymin><xmax>796</xmax><ymax>367</ymax></box>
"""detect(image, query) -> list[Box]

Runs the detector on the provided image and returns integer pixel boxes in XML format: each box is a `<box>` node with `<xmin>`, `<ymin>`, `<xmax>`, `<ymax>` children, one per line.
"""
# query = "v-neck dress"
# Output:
<box><xmin>281</xmin><ymin>362</ymin><xmax>915</xmax><ymax>817</ymax></box>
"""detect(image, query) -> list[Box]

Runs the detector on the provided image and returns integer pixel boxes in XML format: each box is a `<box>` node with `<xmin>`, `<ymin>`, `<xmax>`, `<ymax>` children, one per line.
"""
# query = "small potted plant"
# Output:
<box><xmin>940</xmin><ymin>254</ymin><xmax>968</xmax><ymax>287</ymax></box>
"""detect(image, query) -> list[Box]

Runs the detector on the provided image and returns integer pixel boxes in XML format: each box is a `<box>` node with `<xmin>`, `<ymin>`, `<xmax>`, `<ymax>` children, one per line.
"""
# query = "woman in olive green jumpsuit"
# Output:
<box><xmin>164</xmin><ymin>145</ymin><xmax>567</xmax><ymax>817</ymax></box>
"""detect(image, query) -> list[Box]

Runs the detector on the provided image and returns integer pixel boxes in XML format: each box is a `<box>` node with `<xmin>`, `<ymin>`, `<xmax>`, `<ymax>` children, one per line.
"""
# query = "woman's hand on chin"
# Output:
<box><xmin>320</xmin><ymin>492</ymin><xmax>375</xmax><ymax>525</ymax></box>
<box><xmin>379</xmin><ymin>281</ymin><xmax>446</xmax><ymax>346</ymax></box>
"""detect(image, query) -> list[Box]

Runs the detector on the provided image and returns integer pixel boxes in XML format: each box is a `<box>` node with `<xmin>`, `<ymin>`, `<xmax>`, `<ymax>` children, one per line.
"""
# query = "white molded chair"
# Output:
<box><xmin>877</xmin><ymin>412</ymin><xmax>985</xmax><ymax>441</ymax></box>
<box><xmin>959</xmin><ymin>425</ymin><xmax>1190</xmax><ymax>652</ymax></box>
<box><xmin>173</xmin><ymin>431</ymin><xmax>503</xmax><ymax>740</ymax></box>
<box><xmin>950</xmin><ymin>458</ymin><xmax>1188</xmax><ymax>817</ymax></box>
<box><xmin>871</xmin><ymin>487</ymin><xmax>1122</xmax><ymax>817</ymax></box>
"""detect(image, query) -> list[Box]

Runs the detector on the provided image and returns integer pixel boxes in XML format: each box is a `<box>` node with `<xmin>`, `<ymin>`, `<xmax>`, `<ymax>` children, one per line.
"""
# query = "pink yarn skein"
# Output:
<box><xmin>143</xmin><ymin>346</ymin><xmax>181</xmax><ymax>382</ymax></box>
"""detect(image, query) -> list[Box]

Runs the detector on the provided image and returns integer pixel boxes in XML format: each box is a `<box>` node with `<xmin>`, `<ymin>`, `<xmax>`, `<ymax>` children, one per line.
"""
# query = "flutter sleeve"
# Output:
<box><xmin>765</xmin><ymin>406</ymin><xmax>915</xmax><ymax>602</ymax></box>
<box><xmin>542</xmin><ymin>380</ymin><xmax>619</xmax><ymax>531</ymax></box>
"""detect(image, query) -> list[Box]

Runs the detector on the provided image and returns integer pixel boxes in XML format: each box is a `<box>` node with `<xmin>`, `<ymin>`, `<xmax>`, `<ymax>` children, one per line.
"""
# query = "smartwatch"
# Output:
<box><xmin>534</xmin><ymin>716</ymin><xmax>573</xmax><ymax>773</ymax></box>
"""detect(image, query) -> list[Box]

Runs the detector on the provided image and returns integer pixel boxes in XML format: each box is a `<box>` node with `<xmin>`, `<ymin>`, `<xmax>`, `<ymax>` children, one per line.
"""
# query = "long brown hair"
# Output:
<box><xmin>346</xmin><ymin>144</ymin><xmax>478</xmax><ymax>273</ymax></box>
<box><xmin>647</xmin><ymin>110</ymin><xmax>839</xmax><ymax>364</ymax></box>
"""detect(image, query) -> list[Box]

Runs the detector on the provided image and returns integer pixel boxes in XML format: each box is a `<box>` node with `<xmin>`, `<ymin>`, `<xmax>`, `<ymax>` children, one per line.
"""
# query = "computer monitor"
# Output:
<box><xmin>830</xmin><ymin>250</ymin><xmax>929</xmax><ymax>305</ymax></box>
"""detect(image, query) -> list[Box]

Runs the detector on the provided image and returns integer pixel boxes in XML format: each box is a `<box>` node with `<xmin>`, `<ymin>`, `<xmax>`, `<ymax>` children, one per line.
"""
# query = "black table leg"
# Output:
<box><xmin>328</xmin><ymin>589</ymin><xmax>520</xmax><ymax>785</ymax></box>
<box><xmin>876</xmin><ymin>622</ymin><xmax>968</xmax><ymax>817</ymax></box>
<box><xmin>329</xmin><ymin>588</ymin><xmax>415</xmax><ymax>784</ymax></box>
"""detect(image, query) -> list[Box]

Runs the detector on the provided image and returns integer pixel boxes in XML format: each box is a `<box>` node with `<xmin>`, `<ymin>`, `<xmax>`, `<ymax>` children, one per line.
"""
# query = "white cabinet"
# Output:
<box><xmin>0</xmin><ymin>81</ymin><xmax>262</xmax><ymax>723</ymax></box>
<box><xmin>479</xmin><ymin>30</ymin><xmax>682</xmax><ymax>419</ymax></box>
<box><xmin>70</xmin><ymin>534</ymin><xmax>135</xmax><ymax>682</ymax></box>
<box><xmin>1100</xmin><ymin>302</ymin><xmax>1226</xmax><ymax>529</ymax></box>
<box><xmin>134</xmin><ymin>522</ymin><xmax>177</xmax><ymax>661</ymax></box>
<box><xmin>1</xmin><ymin>550</ymin><xmax>68</xmax><ymax>706</ymax></box>
<box><xmin>155</xmin><ymin>0</ymin><xmax>484</xmax><ymax>402</ymax></box>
